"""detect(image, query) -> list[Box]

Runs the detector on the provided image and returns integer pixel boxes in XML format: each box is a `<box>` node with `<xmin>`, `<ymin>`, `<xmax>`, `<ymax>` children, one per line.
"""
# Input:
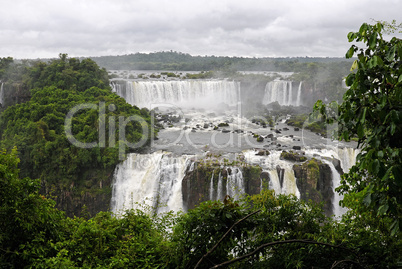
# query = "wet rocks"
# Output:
<box><xmin>280</xmin><ymin>150</ymin><xmax>307</xmax><ymax>162</ymax></box>
<box><xmin>255</xmin><ymin>149</ymin><xmax>270</xmax><ymax>156</ymax></box>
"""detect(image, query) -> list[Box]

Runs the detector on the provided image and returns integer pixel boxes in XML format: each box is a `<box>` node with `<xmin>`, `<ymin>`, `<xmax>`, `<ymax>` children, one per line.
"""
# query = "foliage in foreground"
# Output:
<box><xmin>314</xmin><ymin>21</ymin><xmax>402</xmax><ymax>235</ymax></box>
<box><xmin>1</xmin><ymin>149</ymin><xmax>401</xmax><ymax>268</ymax></box>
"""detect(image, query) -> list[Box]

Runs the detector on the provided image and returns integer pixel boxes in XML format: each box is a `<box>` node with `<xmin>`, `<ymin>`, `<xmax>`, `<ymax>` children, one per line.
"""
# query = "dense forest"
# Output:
<box><xmin>91</xmin><ymin>51</ymin><xmax>352</xmax><ymax>72</ymax></box>
<box><xmin>0</xmin><ymin>22</ymin><xmax>401</xmax><ymax>268</ymax></box>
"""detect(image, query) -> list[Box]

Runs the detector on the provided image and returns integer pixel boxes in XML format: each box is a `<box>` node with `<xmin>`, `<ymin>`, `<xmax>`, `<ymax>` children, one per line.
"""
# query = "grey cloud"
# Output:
<box><xmin>0</xmin><ymin>0</ymin><xmax>401</xmax><ymax>59</ymax></box>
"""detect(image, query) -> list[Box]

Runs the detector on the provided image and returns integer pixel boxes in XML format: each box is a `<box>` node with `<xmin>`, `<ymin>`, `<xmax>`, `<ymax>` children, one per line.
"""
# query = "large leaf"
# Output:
<box><xmin>346</xmin><ymin>46</ymin><xmax>355</xmax><ymax>59</ymax></box>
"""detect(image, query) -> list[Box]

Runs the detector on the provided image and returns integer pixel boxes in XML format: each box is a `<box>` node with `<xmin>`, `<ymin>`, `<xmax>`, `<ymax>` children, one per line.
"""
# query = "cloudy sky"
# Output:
<box><xmin>1</xmin><ymin>0</ymin><xmax>401</xmax><ymax>59</ymax></box>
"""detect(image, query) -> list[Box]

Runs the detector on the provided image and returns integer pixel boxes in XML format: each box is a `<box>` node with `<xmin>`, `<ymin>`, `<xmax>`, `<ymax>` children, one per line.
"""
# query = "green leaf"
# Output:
<box><xmin>360</xmin><ymin>107</ymin><xmax>367</xmax><ymax>124</ymax></box>
<box><xmin>369</xmin><ymin>33</ymin><xmax>377</xmax><ymax>49</ymax></box>
<box><xmin>357</xmin><ymin>124</ymin><xmax>364</xmax><ymax>139</ymax></box>
<box><xmin>377</xmin><ymin>203</ymin><xmax>389</xmax><ymax>216</ymax></box>
<box><xmin>390</xmin><ymin>110</ymin><xmax>399</xmax><ymax>123</ymax></box>
<box><xmin>390</xmin><ymin>122</ymin><xmax>396</xmax><ymax>135</ymax></box>
<box><xmin>370</xmin><ymin>159</ymin><xmax>380</xmax><ymax>175</ymax></box>
<box><xmin>346</xmin><ymin>46</ymin><xmax>355</xmax><ymax>59</ymax></box>
<box><xmin>363</xmin><ymin>192</ymin><xmax>371</xmax><ymax>206</ymax></box>
<box><xmin>386</xmin><ymin>45</ymin><xmax>396</xmax><ymax>61</ymax></box>
<box><xmin>350</xmin><ymin>60</ymin><xmax>358</xmax><ymax>71</ymax></box>
<box><xmin>345</xmin><ymin>73</ymin><xmax>355</xmax><ymax>86</ymax></box>
<box><xmin>382</xmin><ymin>167</ymin><xmax>392</xmax><ymax>181</ymax></box>
<box><xmin>347</xmin><ymin>32</ymin><xmax>356</xmax><ymax>42</ymax></box>
<box><xmin>390</xmin><ymin>220</ymin><xmax>399</xmax><ymax>236</ymax></box>
<box><xmin>398</xmin><ymin>74</ymin><xmax>402</xmax><ymax>84</ymax></box>
<box><xmin>359</xmin><ymin>23</ymin><xmax>368</xmax><ymax>34</ymax></box>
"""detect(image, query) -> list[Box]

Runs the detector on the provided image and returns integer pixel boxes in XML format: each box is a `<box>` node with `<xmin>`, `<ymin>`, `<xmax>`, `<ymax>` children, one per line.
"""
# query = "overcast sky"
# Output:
<box><xmin>1</xmin><ymin>0</ymin><xmax>401</xmax><ymax>59</ymax></box>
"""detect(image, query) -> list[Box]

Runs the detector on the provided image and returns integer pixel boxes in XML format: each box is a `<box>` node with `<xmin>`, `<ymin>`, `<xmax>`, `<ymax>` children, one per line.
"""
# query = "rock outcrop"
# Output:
<box><xmin>293</xmin><ymin>158</ymin><xmax>334</xmax><ymax>216</ymax></box>
<box><xmin>182</xmin><ymin>161</ymin><xmax>262</xmax><ymax>211</ymax></box>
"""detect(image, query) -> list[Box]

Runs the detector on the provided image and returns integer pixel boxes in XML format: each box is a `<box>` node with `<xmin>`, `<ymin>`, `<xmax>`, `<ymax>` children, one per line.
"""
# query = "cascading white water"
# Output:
<box><xmin>304</xmin><ymin>147</ymin><xmax>359</xmax><ymax>217</ymax></box>
<box><xmin>323</xmin><ymin>159</ymin><xmax>347</xmax><ymax>217</ymax></box>
<box><xmin>0</xmin><ymin>82</ymin><xmax>4</xmax><ymax>106</ymax></box>
<box><xmin>336</xmin><ymin>147</ymin><xmax>358</xmax><ymax>173</ymax></box>
<box><xmin>111</xmin><ymin>151</ymin><xmax>189</xmax><ymax>215</ymax></box>
<box><xmin>243</xmin><ymin>150</ymin><xmax>300</xmax><ymax>198</ymax></box>
<box><xmin>113</xmin><ymin>80</ymin><xmax>240</xmax><ymax>109</ymax></box>
<box><xmin>217</xmin><ymin>171</ymin><xmax>224</xmax><ymax>201</ymax></box>
<box><xmin>267</xmin><ymin>170</ymin><xmax>281</xmax><ymax>194</ymax></box>
<box><xmin>225</xmin><ymin>167</ymin><xmax>245</xmax><ymax>200</ymax></box>
<box><xmin>209</xmin><ymin>167</ymin><xmax>246</xmax><ymax>202</ymax></box>
<box><xmin>296</xmin><ymin>81</ymin><xmax>302</xmax><ymax>106</ymax></box>
<box><xmin>306</xmin><ymin>147</ymin><xmax>359</xmax><ymax>174</ymax></box>
<box><xmin>209</xmin><ymin>170</ymin><xmax>215</xmax><ymax>200</ymax></box>
<box><xmin>109</xmin><ymin>77</ymin><xmax>356</xmax><ymax>217</ymax></box>
<box><xmin>263</xmin><ymin>80</ymin><xmax>303</xmax><ymax>106</ymax></box>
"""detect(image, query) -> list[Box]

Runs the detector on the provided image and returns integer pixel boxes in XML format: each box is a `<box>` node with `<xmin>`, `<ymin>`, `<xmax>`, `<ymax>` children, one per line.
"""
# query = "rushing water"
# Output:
<box><xmin>112</xmin><ymin>80</ymin><xmax>240</xmax><ymax>109</ymax></box>
<box><xmin>111</xmin><ymin>152</ymin><xmax>190</xmax><ymax>215</ymax></box>
<box><xmin>262</xmin><ymin>80</ymin><xmax>303</xmax><ymax>106</ymax></box>
<box><xmin>110</xmin><ymin>78</ymin><xmax>357</xmax><ymax>216</ymax></box>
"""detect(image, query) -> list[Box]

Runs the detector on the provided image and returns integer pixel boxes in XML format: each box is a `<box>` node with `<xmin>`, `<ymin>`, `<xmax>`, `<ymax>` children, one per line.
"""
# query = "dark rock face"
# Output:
<box><xmin>41</xmin><ymin>168</ymin><xmax>114</xmax><ymax>218</ymax></box>
<box><xmin>182</xmin><ymin>162</ymin><xmax>262</xmax><ymax>211</ymax></box>
<box><xmin>293</xmin><ymin>159</ymin><xmax>334</xmax><ymax>216</ymax></box>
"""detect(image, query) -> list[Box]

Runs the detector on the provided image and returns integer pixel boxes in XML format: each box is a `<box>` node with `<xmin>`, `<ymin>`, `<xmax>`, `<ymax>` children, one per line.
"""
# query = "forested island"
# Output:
<box><xmin>0</xmin><ymin>22</ymin><xmax>401</xmax><ymax>268</ymax></box>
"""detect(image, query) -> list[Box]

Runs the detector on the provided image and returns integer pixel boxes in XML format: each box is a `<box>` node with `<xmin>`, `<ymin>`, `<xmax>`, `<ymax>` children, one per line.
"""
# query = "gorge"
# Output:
<box><xmin>110</xmin><ymin>75</ymin><xmax>357</xmax><ymax>217</ymax></box>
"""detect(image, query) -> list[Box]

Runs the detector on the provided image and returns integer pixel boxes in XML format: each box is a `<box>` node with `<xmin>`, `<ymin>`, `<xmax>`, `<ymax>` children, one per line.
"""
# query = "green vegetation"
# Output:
<box><xmin>1</xmin><ymin>151</ymin><xmax>400</xmax><ymax>268</ymax></box>
<box><xmin>314</xmin><ymin>22</ymin><xmax>402</xmax><ymax>235</ymax></box>
<box><xmin>286</xmin><ymin>114</ymin><xmax>328</xmax><ymax>136</ymax></box>
<box><xmin>91</xmin><ymin>50</ymin><xmax>352</xmax><ymax>72</ymax></box>
<box><xmin>0</xmin><ymin>54</ymin><xmax>155</xmax><ymax>216</ymax></box>
<box><xmin>280</xmin><ymin>151</ymin><xmax>308</xmax><ymax>162</ymax></box>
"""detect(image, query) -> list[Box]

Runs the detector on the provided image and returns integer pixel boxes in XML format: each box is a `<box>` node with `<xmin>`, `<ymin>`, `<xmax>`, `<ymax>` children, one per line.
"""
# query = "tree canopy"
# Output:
<box><xmin>315</xmin><ymin>22</ymin><xmax>402</xmax><ymax>235</ymax></box>
<box><xmin>0</xmin><ymin>54</ymin><xmax>154</xmax><ymax>216</ymax></box>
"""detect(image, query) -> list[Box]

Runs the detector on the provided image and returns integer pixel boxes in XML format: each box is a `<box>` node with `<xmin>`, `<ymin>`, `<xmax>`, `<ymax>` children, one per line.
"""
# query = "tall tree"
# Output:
<box><xmin>315</xmin><ymin>22</ymin><xmax>402</xmax><ymax>235</ymax></box>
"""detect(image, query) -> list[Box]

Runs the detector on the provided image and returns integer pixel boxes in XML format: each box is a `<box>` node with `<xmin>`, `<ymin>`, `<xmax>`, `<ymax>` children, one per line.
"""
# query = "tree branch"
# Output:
<box><xmin>331</xmin><ymin>259</ymin><xmax>361</xmax><ymax>269</ymax></box>
<box><xmin>209</xmin><ymin>239</ymin><xmax>355</xmax><ymax>269</ymax></box>
<box><xmin>194</xmin><ymin>209</ymin><xmax>261</xmax><ymax>269</ymax></box>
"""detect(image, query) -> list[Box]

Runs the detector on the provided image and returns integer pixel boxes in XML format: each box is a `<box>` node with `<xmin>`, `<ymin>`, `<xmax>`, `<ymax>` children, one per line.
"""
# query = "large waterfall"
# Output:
<box><xmin>111</xmin><ymin>80</ymin><xmax>240</xmax><ymax>109</ymax></box>
<box><xmin>263</xmin><ymin>80</ymin><xmax>303</xmax><ymax>106</ymax></box>
<box><xmin>110</xmin><ymin>78</ymin><xmax>357</xmax><ymax>218</ymax></box>
<box><xmin>209</xmin><ymin>166</ymin><xmax>245</xmax><ymax>201</ymax></box>
<box><xmin>243</xmin><ymin>150</ymin><xmax>301</xmax><ymax>198</ymax></box>
<box><xmin>111</xmin><ymin>152</ymin><xmax>190</xmax><ymax>215</ymax></box>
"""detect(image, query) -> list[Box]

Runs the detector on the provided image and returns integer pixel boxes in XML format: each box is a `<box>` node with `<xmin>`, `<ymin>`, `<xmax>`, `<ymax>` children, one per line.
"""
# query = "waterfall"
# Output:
<box><xmin>0</xmin><ymin>82</ymin><xmax>4</xmax><ymax>106</ymax></box>
<box><xmin>263</xmin><ymin>80</ymin><xmax>300</xmax><ymax>106</ymax></box>
<box><xmin>217</xmin><ymin>171</ymin><xmax>223</xmax><ymax>201</ymax></box>
<box><xmin>208</xmin><ymin>167</ymin><xmax>246</xmax><ymax>202</ymax></box>
<box><xmin>304</xmin><ymin>147</ymin><xmax>359</xmax><ymax>217</ymax></box>
<box><xmin>287</xmin><ymin>82</ymin><xmax>293</xmax><ymax>106</ymax></box>
<box><xmin>323</xmin><ymin>160</ymin><xmax>347</xmax><ymax>217</ymax></box>
<box><xmin>226</xmin><ymin>167</ymin><xmax>245</xmax><ymax>200</ymax></box>
<box><xmin>243</xmin><ymin>150</ymin><xmax>300</xmax><ymax>198</ymax></box>
<box><xmin>111</xmin><ymin>151</ymin><xmax>189</xmax><ymax>215</ymax></box>
<box><xmin>296</xmin><ymin>81</ymin><xmax>302</xmax><ymax>106</ymax></box>
<box><xmin>267</xmin><ymin>170</ymin><xmax>281</xmax><ymax>194</ymax></box>
<box><xmin>209</xmin><ymin>170</ymin><xmax>215</xmax><ymax>200</ymax></box>
<box><xmin>337</xmin><ymin>147</ymin><xmax>358</xmax><ymax>173</ymax></box>
<box><xmin>113</xmin><ymin>80</ymin><xmax>240</xmax><ymax>109</ymax></box>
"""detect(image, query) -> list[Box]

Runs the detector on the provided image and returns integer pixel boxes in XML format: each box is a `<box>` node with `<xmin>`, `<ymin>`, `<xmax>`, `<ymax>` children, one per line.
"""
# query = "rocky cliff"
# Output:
<box><xmin>182</xmin><ymin>152</ymin><xmax>342</xmax><ymax>216</ymax></box>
